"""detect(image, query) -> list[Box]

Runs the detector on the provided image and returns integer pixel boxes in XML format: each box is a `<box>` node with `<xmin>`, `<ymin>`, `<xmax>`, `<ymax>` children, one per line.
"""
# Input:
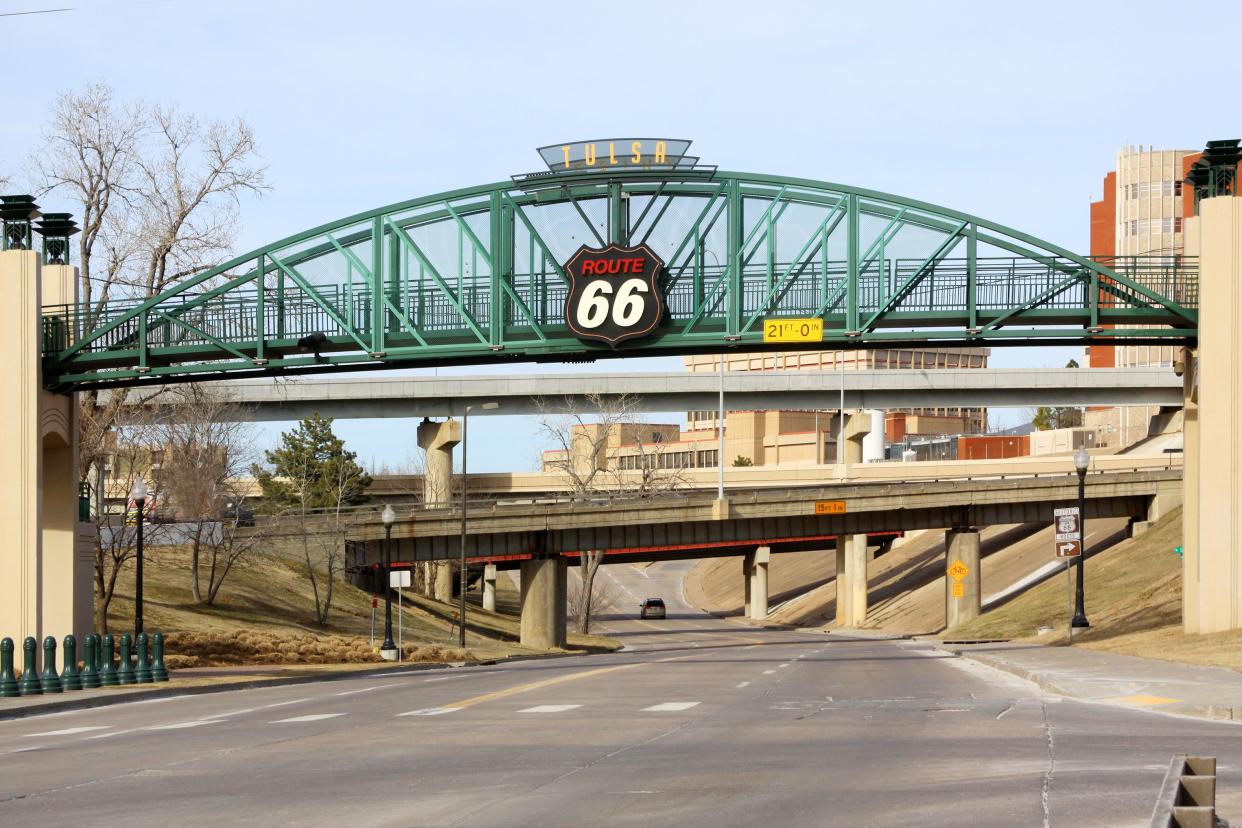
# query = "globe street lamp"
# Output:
<box><xmin>460</xmin><ymin>402</ymin><xmax>499</xmax><ymax>647</ymax></box>
<box><xmin>380</xmin><ymin>504</ymin><xmax>397</xmax><ymax>661</ymax></box>
<box><xmin>1071</xmin><ymin>447</ymin><xmax>1091</xmax><ymax>630</ymax></box>
<box><xmin>130</xmin><ymin>477</ymin><xmax>149</xmax><ymax>640</ymax></box>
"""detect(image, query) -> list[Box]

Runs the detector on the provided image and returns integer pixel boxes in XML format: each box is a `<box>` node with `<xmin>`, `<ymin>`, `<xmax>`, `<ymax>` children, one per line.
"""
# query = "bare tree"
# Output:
<box><xmin>30</xmin><ymin>84</ymin><xmax>269</xmax><ymax>599</ymax></box>
<box><xmin>535</xmin><ymin>393</ymin><xmax>687</xmax><ymax>633</ymax></box>
<box><xmin>567</xmin><ymin>568</ymin><xmax>620</xmax><ymax>635</ymax></box>
<box><xmin>150</xmin><ymin>385</ymin><xmax>260</xmax><ymax>604</ymax></box>
<box><xmin>90</xmin><ymin>405</ymin><xmax>165</xmax><ymax>633</ymax></box>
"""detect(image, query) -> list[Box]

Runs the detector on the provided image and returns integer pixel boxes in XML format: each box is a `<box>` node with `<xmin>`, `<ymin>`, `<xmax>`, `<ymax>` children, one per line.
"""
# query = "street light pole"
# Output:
<box><xmin>460</xmin><ymin>402</ymin><xmax>498</xmax><ymax>647</ymax></box>
<box><xmin>130</xmin><ymin>477</ymin><xmax>148</xmax><ymax>640</ymax></box>
<box><xmin>380</xmin><ymin>505</ymin><xmax>397</xmax><ymax>660</ymax></box>
<box><xmin>1072</xmin><ymin>447</ymin><xmax>1090</xmax><ymax>629</ymax></box>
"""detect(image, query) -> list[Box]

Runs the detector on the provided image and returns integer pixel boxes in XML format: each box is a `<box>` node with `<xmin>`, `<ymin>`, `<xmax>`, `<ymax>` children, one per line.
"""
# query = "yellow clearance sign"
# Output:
<box><xmin>814</xmin><ymin>500</ymin><xmax>846</xmax><ymax>515</ymax></box>
<box><xmin>764</xmin><ymin>318</ymin><xmax>823</xmax><ymax>343</ymax></box>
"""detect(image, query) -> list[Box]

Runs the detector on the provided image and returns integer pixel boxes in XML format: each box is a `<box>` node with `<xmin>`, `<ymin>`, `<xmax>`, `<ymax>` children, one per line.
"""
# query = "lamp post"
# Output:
<box><xmin>1071</xmin><ymin>447</ymin><xmax>1090</xmax><ymax>630</ymax></box>
<box><xmin>130</xmin><ymin>477</ymin><xmax>148</xmax><ymax>640</ymax></box>
<box><xmin>380</xmin><ymin>504</ymin><xmax>397</xmax><ymax>660</ymax></box>
<box><xmin>459</xmin><ymin>404</ymin><xmax>496</xmax><ymax>650</ymax></box>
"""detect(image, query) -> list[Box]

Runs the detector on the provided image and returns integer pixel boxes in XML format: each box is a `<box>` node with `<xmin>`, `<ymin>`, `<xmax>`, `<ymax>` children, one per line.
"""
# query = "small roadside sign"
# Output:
<box><xmin>390</xmin><ymin>570</ymin><xmax>412</xmax><ymax>588</ymax></box>
<box><xmin>1055</xmin><ymin>540</ymin><xmax>1082</xmax><ymax>558</ymax></box>
<box><xmin>371</xmin><ymin>597</ymin><xmax>379</xmax><ymax>609</ymax></box>
<box><xmin>951</xmin><ymin>582</ymin><xmax>965</xmax><ymax>598</ymax></box>
<box><xmin>1053</xmin><ymin>506</ymin><xmax>1081</xmax><ymax>541</ymax></box>
<box><xmin>814</xmin><ymin>500</ymin><xmax>846</xmax><ymax>515</ymax></box>
<box><xmin>947</xmin><ymin>560</ymin><xmax>970</xmax><ymax>581</ymax></box>
<box><xmin>764</xmin><ymin>317</ymin><xmax>823</xmax><ymax>343</ymax></box>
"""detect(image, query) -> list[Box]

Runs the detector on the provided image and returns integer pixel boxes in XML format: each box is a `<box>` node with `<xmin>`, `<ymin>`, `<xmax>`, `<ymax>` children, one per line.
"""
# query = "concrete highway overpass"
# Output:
<box><xmin>188</xmin><ymin>367</ymin><xmax>1180</xmax><ymax>420</ymax></box>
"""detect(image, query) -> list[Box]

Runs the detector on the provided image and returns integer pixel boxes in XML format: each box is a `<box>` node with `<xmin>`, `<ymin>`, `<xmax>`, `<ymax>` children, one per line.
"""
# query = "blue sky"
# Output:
<box><xmin>3</xmin><ymin>0</ymin><xmax>1234</xmax><ymax>471</ymax></box>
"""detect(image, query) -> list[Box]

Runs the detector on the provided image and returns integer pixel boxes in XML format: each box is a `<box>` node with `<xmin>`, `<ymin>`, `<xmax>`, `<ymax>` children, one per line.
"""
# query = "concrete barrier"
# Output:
<box><xmin>1150</xmin><ymin>754</ymin><xmax>1218</xmax><ymax>827</ymax></box>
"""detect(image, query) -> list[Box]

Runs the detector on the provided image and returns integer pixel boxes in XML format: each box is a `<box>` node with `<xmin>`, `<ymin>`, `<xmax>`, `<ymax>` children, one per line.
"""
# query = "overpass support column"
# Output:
<box><xmin>944</xmin><ymin>529</ymin><xmax>981</xmax><ymax>629</ymax></box>
<box><xmin>742</xmin><ymin>552</ymin><xmax>754</xmax><ymax>617</ymax></box>
<box><xmin>836</xmin><ymin>412</ymin><xmax>871</xmax><ymax>479</ymax></box>
<box><xmin>749</xmin><ymin>547</ymin><xmax>770</xmax><ymax>620</ymax></box>
<box><xmin>417</xmin><ymin>419</ymin><xmax>461</xmax><ymax>600</ymax></box>
<box><xmin>482</xmin><ymin>564</ymin><xmax>497</xmax><ymax>612</ymax></box>
<box><xmin>519</xmin><ymin>555</ymin><xmax>566</xmax><ymax>649</ymax></box>
<box><xmin>1187</xmin><ymin>194</ymin><xmax>1242</xmax><ymax>633</ymax></box>
<box><xmin>835</xmin><ymin>534</ymin><xmax>868</xmax><ymax>626</ymax></box>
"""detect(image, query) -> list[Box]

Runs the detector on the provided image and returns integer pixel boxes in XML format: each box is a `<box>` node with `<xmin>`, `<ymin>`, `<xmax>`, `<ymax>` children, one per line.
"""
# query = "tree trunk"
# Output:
<box><xmin>577</xmin><ymin>550</ymin><xmax>603</xmax><ymax>634</ymax></box>
<box><xmin>190</xmin><ymin>528</ymin><xmax>203</xmax><ymax>603</ymax></box>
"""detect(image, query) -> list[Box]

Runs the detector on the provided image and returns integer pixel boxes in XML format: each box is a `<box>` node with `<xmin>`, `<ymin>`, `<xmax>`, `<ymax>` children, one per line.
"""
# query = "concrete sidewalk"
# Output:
<box><xmin>942</xmin><ymin>641</ymin><xmax>1242</xmax><ymax>722</ymax></box>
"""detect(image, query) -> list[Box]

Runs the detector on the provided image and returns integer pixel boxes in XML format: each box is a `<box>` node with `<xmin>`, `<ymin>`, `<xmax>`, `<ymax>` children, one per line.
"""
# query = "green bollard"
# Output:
<box><xmin>60</xmin><ymin>635</ymin><xmax>82</xmax><ymax>691</ymax></box>
<box><xmin>151</xmin><ymin>633</ymin><xmax>169</xmax><ymax>682</ymax></box>
<box><xmin>0</xmin><ymin>638</ymin><xmax>18</xmax><ymax>697</ymax></box>
<box><xmin>134</xmin><ymin>632</ymin><xmax>152</xmax><ymax>684</ymax></box>
<box><xmin>99</xmin><ymin>634</ymin><xmax>118</xmax><ymax>687</ymax></box>
<box><xmin>18</xmin><ymin>637</ymin><xmax>40</xmax><ymax>695</ymax></box>
<box><xmin>117</xmin><ymin>634</ymin><xmax>135</xmax><ymax>685</ymax></box>
<box><xmin>80</xmin><ymin>634</ymin><xmax>101</xmax><ymax>689</ymax></box>
<box><xmin>40</xmin><ymin>636</ymin><xmax>62</xmax><ymax>693</ymax></box>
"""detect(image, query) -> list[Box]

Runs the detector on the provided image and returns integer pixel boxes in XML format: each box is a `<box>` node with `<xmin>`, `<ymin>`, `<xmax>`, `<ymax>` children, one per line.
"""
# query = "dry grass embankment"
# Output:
<box><xmin>105</xmin><ymin>548</ymin><xmax>616</xmax><ymax>666</ymax></box>
<box><xmin>950</xmin><ymin>508</ymin><xmax>1242</xmax><ymax>674</ymax></box>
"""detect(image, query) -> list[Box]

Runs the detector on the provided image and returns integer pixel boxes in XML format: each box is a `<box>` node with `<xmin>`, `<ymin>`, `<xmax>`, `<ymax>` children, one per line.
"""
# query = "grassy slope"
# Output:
<box><xmin>951</xmin><ymin>507</ymin><xmax>1242</xmax><ymax>674</ymax></box>
<box><xmin>105</xmin><ymin>548</ymin><xmax>615</xmax><ymax>665</ymax></box>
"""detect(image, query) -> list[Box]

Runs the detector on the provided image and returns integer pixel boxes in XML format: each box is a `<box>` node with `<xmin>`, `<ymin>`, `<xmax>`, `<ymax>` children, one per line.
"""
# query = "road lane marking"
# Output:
<box><xmin>271</xmin><ymin>713</ymin><xmax>346</xmax><ymax>723</ymax></box>
<box><xmin>397</xmin><ymin>707</ymin><xmax>460</xmax><ymax>717</ymax></box>
<box><xmin>265</xmin><ymin>698</ymin><xmax>310</xmax><ymax>708</ymax></box>
<box><xmin>434</xmin><ymin>663</ymin><xmax>641</xmax><ymax>711</ymax></box>
<box><xmin>146</xmin><ymin>720</ymin><xmax>225</xmax><ymax>730</ymax></box>
<box><xmin>642</xmin><ymin>702</ymin><xmax>699</xmax><ymax>712</ymax></box>
<box><xmin>735</xmin><ymin>682</ymin><xmax>751</xmax><ymax>688</ymax></box>
<box><xmin>336</xmin><ymin>683</ymin><xmax>400</xmax><ymax>697</ymax></box>
<box><xmin>23</xmin><ymin>725</ymin><xmax>111</xmax><ymax>738</ymax></box>
<box><xmin>763</xmin><ymin>670</ymin><xmax>776</xmax><ymax>675</ymax></box>
<box><xmin>518</xmin><ymin>704</ymin><xmax>582</xmax><ymax>714</ymax></box>
<box><xmin>779</xmin><ymin>663</ymin><xmax>790</xmax><ymax>668</ymax></box>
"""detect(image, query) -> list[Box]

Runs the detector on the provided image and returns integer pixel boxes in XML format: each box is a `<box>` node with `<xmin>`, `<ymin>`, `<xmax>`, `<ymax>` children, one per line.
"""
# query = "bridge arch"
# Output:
<box><xmin>39</xmin><ymin>170</ymin><xmax>1197</xmax><ymax>390</ymax></box>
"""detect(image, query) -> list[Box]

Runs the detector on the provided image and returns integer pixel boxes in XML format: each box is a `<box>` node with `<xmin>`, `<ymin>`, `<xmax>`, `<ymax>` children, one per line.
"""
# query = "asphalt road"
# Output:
<box><xmin>1</xmin><ymin>561</ymin><xmax>1239</xmax><ymax>827</ymax></box>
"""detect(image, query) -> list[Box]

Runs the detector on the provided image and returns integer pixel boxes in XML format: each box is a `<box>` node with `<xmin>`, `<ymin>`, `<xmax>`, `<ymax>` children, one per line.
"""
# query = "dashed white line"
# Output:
<box><xmin>397</xmin><ymin>707</ymin><xmax>460</xmax><ymax>717</ymax></box>
<box><xmin>336</xmin><ymin>683</ymin><xmax>399</xmax><ymax>697</ymax></box>
<box><xmin>735</xmin><ymin>681</ymin><xmax>751</xmax><ymax>689</ymax></box>
<box><xmin>24</xmin><ymin>725</ymin><xmax>111</xmax><ymax>738</ymax></box>
<box><xmin>642</xmin><ymin>702</ymin><xmax>700</xmax><ymax>712</ymax></box>
<box><xmin>763</xmin><ymin>670</ymin><xmax>776</xmax><ymax>675</ymax></box>
<box><xmin>779</xmin><ymin>663</ymin><xmax>790</xmax><ymax>668</ymax></box>
<box><xmin>271</xmin><ymin>713</ymin><xmax>346</xmax><ymax>723</ymax></box>
<box><xmin>518</xmin><ymin>704</ymin><xmax>582</xmax><ymax>714</ymax></box>
<box><xmin>265</xmin><ymin>698</ymin><xmax>310</xmax><ymax>708</ymax></box>
<box><xmin>146</xmin><ymin>719</ymin><xmax>225</xmax><ymax>730</ymax></box>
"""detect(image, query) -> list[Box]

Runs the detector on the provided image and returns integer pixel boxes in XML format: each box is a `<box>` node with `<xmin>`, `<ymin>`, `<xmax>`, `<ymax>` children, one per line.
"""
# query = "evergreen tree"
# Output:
<box><xmin>253</xmin><ymin>413</ymin><xmax>372</xmax><ymax>512</ymax></box>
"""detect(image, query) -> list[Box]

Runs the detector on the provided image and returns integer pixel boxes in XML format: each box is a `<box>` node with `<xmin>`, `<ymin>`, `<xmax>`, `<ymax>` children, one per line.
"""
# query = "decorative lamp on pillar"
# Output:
<box><xmin>1071</xmin><ymin>448</ymin><xmax>1090</xmax><ymax>630</ymax></box>
<box><xmin>0</xmin><ymin>194</ymin><xmax>41</xmax><ymax>251</ymax></box>
<box><xmin>34</xmin><ymin>212</ymin><xmax>79</xmax><ymax>265</ymax></box>
<box><xmin>380</xmin><ymin>504</ymin><xmax>398</xmax><ymax>661</ymax></box>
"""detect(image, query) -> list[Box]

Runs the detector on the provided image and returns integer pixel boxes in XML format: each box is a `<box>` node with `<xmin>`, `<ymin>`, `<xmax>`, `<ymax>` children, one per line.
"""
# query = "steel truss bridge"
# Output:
<box><xmin>40</xmin><ymin>169</ymin><xmax>1199</xmax><ymax>391</ymax></box>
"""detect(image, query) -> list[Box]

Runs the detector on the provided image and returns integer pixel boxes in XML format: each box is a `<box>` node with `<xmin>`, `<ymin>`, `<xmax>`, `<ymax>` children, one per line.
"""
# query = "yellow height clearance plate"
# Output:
<box><xmin>814</xmin><ymin>500</ymin><xmax>846</xmax><ymax>515</ymax></box>
<box><xmin>764</xmin><ymin>318</ymin><xmax>823</xmax><ymax>343</ymax></box>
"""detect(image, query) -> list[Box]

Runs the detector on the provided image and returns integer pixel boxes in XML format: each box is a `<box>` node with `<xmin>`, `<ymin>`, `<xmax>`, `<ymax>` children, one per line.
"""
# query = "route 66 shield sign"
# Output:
<box><xmin>563</xmin><ymin>243</ymin><xmax>665</xmax><ymax>347</ymax></box>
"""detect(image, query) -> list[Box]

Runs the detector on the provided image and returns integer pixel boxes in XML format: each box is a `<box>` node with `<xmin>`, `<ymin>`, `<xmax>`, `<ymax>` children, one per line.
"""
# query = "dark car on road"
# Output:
<box><xmin>639</xmin><ymin>598</ymin><xmax>666</xmax><ymax>619</ymax></box>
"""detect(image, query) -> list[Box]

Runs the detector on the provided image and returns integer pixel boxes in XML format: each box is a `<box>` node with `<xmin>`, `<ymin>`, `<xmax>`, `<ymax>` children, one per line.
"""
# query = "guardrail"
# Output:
<box><xmin>1149</xmin><ymin>754</ymin><xmax>1220</xmax><ymax>827</ymax></box>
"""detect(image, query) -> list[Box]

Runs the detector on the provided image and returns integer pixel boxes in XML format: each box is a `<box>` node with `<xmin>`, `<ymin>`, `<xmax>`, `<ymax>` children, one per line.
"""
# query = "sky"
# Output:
<box><xmin>2</xmin><ymin>0</ymin><xmax>1236</xmax><ymax>471</ymax></box>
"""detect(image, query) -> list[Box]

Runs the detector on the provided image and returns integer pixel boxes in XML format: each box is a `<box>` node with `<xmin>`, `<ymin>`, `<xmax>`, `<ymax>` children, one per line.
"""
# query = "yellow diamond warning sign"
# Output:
<box><xmin>947</xmin><ymin>560</ymin><xmax>970</xmax><ymax>581</ymax></box>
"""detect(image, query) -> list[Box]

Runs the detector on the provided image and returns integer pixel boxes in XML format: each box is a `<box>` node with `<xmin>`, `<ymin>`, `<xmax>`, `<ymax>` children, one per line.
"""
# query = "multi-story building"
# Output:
<box><xmin>1087</xmin><ymin>143</ymin><xmax>1224</xmax><ymax>446</ymax></box>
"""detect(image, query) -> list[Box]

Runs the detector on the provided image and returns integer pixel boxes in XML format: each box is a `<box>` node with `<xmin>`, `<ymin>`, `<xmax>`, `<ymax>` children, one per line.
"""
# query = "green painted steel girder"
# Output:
<box><xmin>40</xmin><ymin>169</ymin><xmax>1198</xmax><ymax>391</ymax></box>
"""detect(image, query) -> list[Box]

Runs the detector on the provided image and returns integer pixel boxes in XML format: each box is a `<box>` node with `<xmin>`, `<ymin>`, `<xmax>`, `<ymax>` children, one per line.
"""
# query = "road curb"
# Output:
<box><xmin>0</xmin><ymin>648</ymin><xmax>608</xmax><ymax>722</ymax></box>
<box><xmin>947</xmin><ymin>647</ymin><xmax>1242</xmax><ymax>724</ymax></box>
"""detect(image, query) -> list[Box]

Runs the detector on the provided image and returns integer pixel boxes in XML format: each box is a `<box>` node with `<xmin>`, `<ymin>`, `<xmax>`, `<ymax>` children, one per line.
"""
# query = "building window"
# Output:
<box><xmin>1174</xmin><ymin>216</ymin><xmax>1183</xmax><ymax>233</ymax></box>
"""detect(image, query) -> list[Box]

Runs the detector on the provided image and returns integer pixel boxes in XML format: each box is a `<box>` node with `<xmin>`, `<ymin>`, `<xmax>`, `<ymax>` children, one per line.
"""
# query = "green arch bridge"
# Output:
<box><xmin>37</xmin><ymin>165</ymin><xmax>1198</xmax><ymax>391</ymax></box>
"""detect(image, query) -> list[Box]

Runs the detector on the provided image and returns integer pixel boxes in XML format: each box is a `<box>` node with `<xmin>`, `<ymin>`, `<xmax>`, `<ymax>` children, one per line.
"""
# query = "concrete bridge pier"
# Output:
<box><xmin>835</xmin><ymin>534</ymin><xmax>868</xmax><ymax>626</ymax></box>
<box><xmin>482</xmin><ymin>564</ymin><xmax>497</xmax><ymax>612</ymax></box>
<box><xmin>742</xmin><ymin>553</ymin><xmax>753</xmax><ymax>617</ymax></box>
<box><xmin>944</xmin><ymin>528</ymin><xmax>981</xmax><ymax>629</ymax></box>
<box><xmin>748</xmin><ymin>546</ymin><xmax>770</xmax><ymax>620</ymax></box>
<box><xmin>519</xmin><ymin>554</ymin><xmax>566</xmax><ymax>649</ymax></box>
<box><xmin>417</xmin><ymin>418</ymin><xmax>461</xmax><ymax>601</ymax></box>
